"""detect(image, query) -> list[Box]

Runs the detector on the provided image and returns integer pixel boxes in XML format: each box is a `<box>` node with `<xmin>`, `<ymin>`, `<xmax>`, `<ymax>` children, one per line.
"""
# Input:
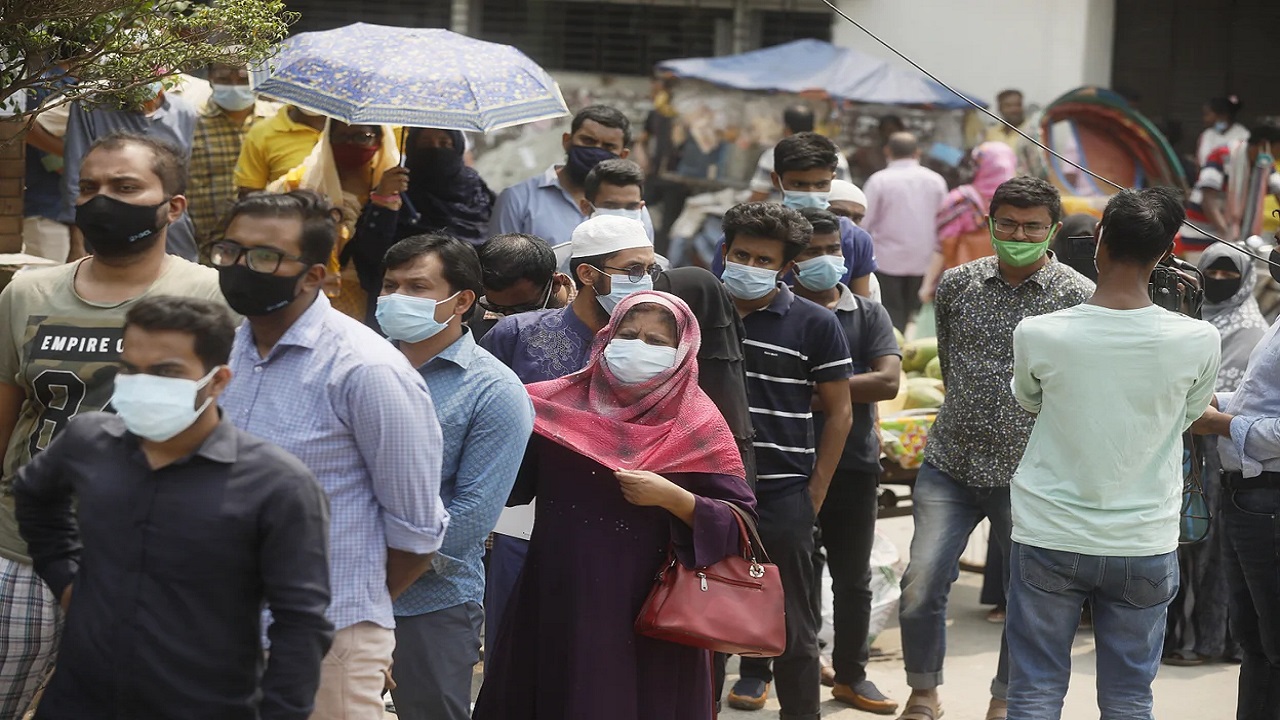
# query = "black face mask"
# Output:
<box><xmin>75</xmin><ymin>194</ymin><xmax>168</xmax><ymax>258</ymax></box>
<box><xmin>1204</xmin><ymin>276</ymin><xmax>1242</xmax><ymax>304</ymax></box>
<box><xmin>406</xmin><ymin>146</ymin><xmax>463</xmax><ymax>184</ymax></box>
<box><xmin>565</xmin><ymin>145</ymin><xmax>616</xmax><ymax>185</ymax></box>
<box><xmin>217</xmin><ymin>263</ymin><xmax>305</xmax><ymax>317</ymax></box>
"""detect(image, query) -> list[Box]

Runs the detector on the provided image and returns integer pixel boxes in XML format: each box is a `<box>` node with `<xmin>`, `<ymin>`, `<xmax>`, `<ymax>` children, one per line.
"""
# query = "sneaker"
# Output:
<box><xmin>832</xmin><ymin>680</ymin><xmax>899</xmax><ymax>715</ymax></box>
<box><xmin>727</xmin><ymin>678</ymin><xmax>769</xmax><ymax>711</ymax></box>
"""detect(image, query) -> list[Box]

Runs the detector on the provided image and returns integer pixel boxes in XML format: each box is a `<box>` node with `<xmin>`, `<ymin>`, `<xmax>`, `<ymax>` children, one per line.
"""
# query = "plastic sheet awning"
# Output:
<box><xmin>656</xmin><ymin>39</ymin><xmax>984</xmax><ymax>110</ymax></box>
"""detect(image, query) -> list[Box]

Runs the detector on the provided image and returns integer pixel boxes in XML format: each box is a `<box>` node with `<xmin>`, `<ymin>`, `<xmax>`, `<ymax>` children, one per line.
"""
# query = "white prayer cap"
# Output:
<box><xmin>829</xmin><ymin>180</ymin><xmax>867</xmax><ymax>207</ymax></box>
<box><xmin>570</xmin><ymin>215</ymin><xmax>652</xmax><ymax>258</ymax></box>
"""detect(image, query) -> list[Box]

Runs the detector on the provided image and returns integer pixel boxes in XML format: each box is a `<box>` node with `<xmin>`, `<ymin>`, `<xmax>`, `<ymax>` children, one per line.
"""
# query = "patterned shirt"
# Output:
<box><xmin>188</xmin><ymin>100</ymin><xmax>257</xmax><ymax>245</ymax></box>
<box><xmin>393</xmin><ymin>332</ymin><xmax>534</xmax><ymax>616</ymax></box>
<box><xmin>925</xmin><ymin>256</ymin><xmax>1094</xmax><ymax>488</ymax></box>
<box><xmin>221</xmin><ymin>294</ymin><xmax>448</xmax><ymax>631</ymax></box>
<box><xmin>478</xmin><ymin>304</ymin><xmax>596</xmax><ymax>384</ymax></box>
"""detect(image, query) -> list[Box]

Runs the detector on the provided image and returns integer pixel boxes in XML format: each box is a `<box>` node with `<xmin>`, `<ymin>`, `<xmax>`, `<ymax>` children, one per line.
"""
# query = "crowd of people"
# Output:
<box><xmin>4</xmin><ymin>60</ymin><xmax>1280</xmax><ymax>720</ymax></box>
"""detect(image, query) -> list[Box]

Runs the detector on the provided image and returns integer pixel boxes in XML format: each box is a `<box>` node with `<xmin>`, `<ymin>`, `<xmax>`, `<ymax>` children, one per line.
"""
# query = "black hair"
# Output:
<box><xmin>569</xmin><ymin>251</ymin><xmax>618</xmax><ymax>290</ymax></box>
<box><xmin>886</xmin><ymin>133</ymin><xmax>918</xmax><ymax>159</ymax></box>
<box><xmin>997</xmin><ymin>89</ymin><xmax>1024</xmax><ymax>104</ymax></box>
<box><xmin>1208</xmin><ymin>96</ymin><xmax>1242</xmax><ymax>122</ymax></box>
<box><xmin>571</xmin><ymin>104</ymin><xmax>632</xmax><ymax>147</ymax></box>
<box><xmin>225</xmin><ymin>189</ymin><xmax>338</xmax><ymax>266</ymax></box>
<box><xmin>989</xmin><ymin>176</ymin><xmax>1063</xmax><ymax>224</ymax></box>
<box><xmin>878</xmin><ymin>115</ymin><xmax>905</xmax><ymax>133</ymax></box>
<box><xmin>88</xmin><ymin>132</ymin><xmax>188</xmax><ymax>195</ymax></box>
<box><xmin>722</xmin><ymin>202</ymin><xmax>812</xmax><ymax>264</ymax></box>
<box><xmin>584</xmin><ymin>158</ymin><xmax>645</xmax><ymax>202</ymax></box>
<box><xmin>124</xmin><ymin>295</ymin><xmax>236</xmax><ymax>371</ymax></box>
<box><xmin>783</xmin><ymin>105</ymin><xmax>816</xmax><ymax>134</ymax></box>
<box><xmin>383</xmin><ymin>233</ymin><xmax>484</xmax><ymax>321</ymax></box>
<box><xmin>774</xmin><ymin>132</ymin><xmax>839</xmax><ymax>175</ymax></box>
<box><xmin>1099</xmin><ymin>187</ymin><xmax>1185</xmax><ymax>265</ymax></box>
<box><xmin>478</xmin><ymin>233</ymin><xmax>556</xmax><ymax>292</ymax></box>
<box><xmin>1248</xmin><ymin>124</ymin><xmax>1280</xmax><ymax>146</ymax></box>
<box><xmin>798</xmin><ymin>207</ymin><xmax>840</xmax><ymax>236</ymax></box>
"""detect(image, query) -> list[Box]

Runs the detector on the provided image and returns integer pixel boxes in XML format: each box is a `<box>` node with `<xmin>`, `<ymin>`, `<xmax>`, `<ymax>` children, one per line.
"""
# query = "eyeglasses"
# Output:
<box><xmin>600</xmin><ymin>264</ymin><xmax>662</xmax><ymax>283</ymax></box>
<box><xmin>991</xmin><ymin>218</ymin><xmax>1053</xmax><ymax>240</ymax></box>
<box><xmin>332</xmin><ymin>132</ymin><xmax>380</xmax><ymax>147</ymax></box>
<box><xmin>478</xmin><ymin>278</ymin><xmax>555</xmax><ymax>315</ymax></box>
<box><xmin>208</xmin><ymin>240</ymin><xmax>304</xmax><ymax>274</ymax></box>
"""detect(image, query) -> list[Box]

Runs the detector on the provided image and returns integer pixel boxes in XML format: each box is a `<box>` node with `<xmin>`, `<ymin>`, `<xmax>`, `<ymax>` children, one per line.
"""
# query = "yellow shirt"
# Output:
<box><xmin>984</xmin><ymin>123</ymin><xmax>1026</xmax><ymax>148</ymax></box>
<box><xmin>233</xmin><ymin>107</ymin><xmax>322</xmax><ymax>190</ymax></box>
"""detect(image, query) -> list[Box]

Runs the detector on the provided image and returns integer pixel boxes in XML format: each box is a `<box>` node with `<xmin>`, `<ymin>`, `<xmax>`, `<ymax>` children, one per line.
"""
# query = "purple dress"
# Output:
<box><xmin>473</xmin><ymin>437</ymin><xmax>756</xmax><ymax>720</ymax></box>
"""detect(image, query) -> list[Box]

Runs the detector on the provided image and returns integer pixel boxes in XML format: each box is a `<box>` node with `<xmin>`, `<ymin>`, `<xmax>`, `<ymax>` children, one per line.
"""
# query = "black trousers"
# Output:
<box><xmin>816</xmin><ymin>470</ymin><xmax>879</xmax><ymax>686</ymax></box>
<box><xmin>735</xmin><ymin>488</ymin><xmax>821</xmax><ymax>720</ymax></box>
<box><xmin>877</xmin><ymin>274</ymin><xmax>923</xmax><ymax>332</ymax></box>
<box><xmin>1222</xmin><ymin>485</ymin><xmax>1280</xmax><ymax>719</ymax></box>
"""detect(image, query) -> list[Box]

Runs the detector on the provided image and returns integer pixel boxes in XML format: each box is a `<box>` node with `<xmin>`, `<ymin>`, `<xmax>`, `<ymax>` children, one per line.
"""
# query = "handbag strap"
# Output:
<box><xmin>717</xmin><ymin>500</ymin><xmax>772</xmax><ymax>565</ymax></box>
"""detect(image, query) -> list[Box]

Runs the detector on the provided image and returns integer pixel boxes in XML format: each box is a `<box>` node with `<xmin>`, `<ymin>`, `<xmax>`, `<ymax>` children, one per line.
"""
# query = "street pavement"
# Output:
<box><xmin>393</xmin><ymin>516</ymin><xmax>1240</xmax><ymax>719</ymax></box>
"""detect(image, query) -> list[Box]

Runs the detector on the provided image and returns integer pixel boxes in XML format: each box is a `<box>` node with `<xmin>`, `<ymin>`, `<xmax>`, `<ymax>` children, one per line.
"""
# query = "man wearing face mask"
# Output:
<box><xmin>61</xmin><ymin>78</ymin><xmax>199</xmax><ymax>261</ymax></box>
<box><xmin>234</xmin><ymin>105</ymin><xmax>325</xmax><ymax>196</ymax></box>
<box><xmin>791</xmin><ymin>208</ymin><xmax>903</xmax><ymax>714</ymax></box>
<box><xmin>896</xmin><ymin>177</ymin><xmax>1092</xmax><ymax>720</ymax></box>
<box><xmin>13</xmin><ymin>296</ymin><xmax>333</xmax><ymax>720</ymax></box>
<box><xmin>0</xmin><ymin>132</ymin><xmax>225</xmax><ymax>717</ymax></box>
<box><xmin>718</xmin><ymin>202</ymin><xmax>854</xmax><ymax>719</ymax></box>
<box><xmin>472</xmin><ymin>233</ymin><xmax>574</xmax><ymax>341</ymax></box>
<box><xmin>479</xmin><ymin>214</ymin><xmax>656</xmax><ymax>659</ymax></box>
<box><xmin>492</xmin><ymin>105</ymin><xmax>656</xmax><ymax>247</ymax></box>
<box><xmin>213</xmin><ymin>190</ymin><xmax>448</xmax><ymax>720</ymax></box>
<box><xmin>712</xmin><ymin>133</ymin><xmax>877</xmax><ymax>299</ymax></box>
<box><xmin>187</xmin><ymin>62</ymin><xmax>266</xmax><ymax>247</ymax></box>
<box><xmin>549</xmin><ymin>158</ymin><xmax>652</xmax><ymax>273</ymax></box>
<box><xmin>374</xmin><ymin>234</ymin><xmax>533</xmax><ymax>720</ymax></box>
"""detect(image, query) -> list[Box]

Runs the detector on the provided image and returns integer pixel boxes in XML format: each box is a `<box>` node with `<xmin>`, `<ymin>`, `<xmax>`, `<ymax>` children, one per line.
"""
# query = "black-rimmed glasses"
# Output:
<box><xmin>599</xmin><ymin>263</ymin><xmax>662</xmax><ymax>283</ymax></box>
<box><xmin>208</xmin><ymin>240</ymin><xmax>304</xmax><ymax>274</ymax></box>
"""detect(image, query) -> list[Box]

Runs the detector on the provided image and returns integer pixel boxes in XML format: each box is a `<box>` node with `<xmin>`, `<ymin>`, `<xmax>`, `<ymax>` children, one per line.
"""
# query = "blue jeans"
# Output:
<box><xmin>899</xmin><ymin>462</ymin><xmax>1012</xmax><ymax>699</ymax></box>
<box><xmin>1221</xmin><ymin>487</ymin><xmax>1280</xmax><ymax>720</ymax></box>
<box><xmin>1006</xmin><ymin>542</ymin><xmax>1178</xmax><ymax>720</ymax></box>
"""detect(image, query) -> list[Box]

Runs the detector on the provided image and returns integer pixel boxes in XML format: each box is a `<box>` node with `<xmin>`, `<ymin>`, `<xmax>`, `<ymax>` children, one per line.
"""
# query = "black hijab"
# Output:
<box><xmin>654</xmin><ymin>267</ymin><xmax>753</xmax><ymax>443</ymax></box>
<box><xmin>403</xmin><ymin>128</ymin><xmax>495</xmax><ymax>245</ymax></box>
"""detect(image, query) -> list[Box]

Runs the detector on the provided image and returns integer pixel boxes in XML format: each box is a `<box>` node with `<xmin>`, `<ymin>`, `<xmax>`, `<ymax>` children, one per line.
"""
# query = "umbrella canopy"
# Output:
<box><xmin>656</xmin><ymin>39</ymin><xmax>984</xmax><ymax>110</ymax></box>
<box><xmin>251</xmin><ymin>23</ymin><xmax>570</xmax><ymax>132</ymax></box>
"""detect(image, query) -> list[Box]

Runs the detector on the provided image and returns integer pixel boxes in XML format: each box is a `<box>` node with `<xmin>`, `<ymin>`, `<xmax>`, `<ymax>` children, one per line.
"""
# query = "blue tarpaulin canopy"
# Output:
<box><xmin>656</xmin><ymin>39</ymin><xmax>985</xmax><ymax>110</ymax></box>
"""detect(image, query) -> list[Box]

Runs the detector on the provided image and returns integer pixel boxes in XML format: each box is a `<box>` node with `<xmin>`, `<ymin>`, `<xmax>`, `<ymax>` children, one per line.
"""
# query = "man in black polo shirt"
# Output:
<box><xmin>720</xmin><ymin>201</ymin><xmax>854</xmax><ymax>720</ymax></box>
<box><xmin>793</xmin><ymin>207</ymin><xmax>902</xmax><ymax>714</ymax></box>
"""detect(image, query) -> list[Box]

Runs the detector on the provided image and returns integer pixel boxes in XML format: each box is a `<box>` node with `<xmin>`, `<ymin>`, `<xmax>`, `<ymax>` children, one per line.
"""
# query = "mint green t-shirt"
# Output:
<box><xmin>1010</xmin><ymin>304</ymin><xmax>1221</xmax><ymax>556</ymax></box>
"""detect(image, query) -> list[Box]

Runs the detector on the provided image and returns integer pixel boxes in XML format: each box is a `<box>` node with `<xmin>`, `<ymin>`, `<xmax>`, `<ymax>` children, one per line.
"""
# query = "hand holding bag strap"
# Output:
<box><xmin>716</xmin><ymin>500</ymin><xmax>772</xmax><ymax>565</ymax></box>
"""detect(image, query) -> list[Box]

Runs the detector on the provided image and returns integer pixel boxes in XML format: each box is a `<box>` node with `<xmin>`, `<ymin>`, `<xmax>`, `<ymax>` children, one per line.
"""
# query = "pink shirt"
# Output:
<box><xmin>862</xmin><ymin>159</ymin><xmax>949</xmax><ymax>276</ymax></box>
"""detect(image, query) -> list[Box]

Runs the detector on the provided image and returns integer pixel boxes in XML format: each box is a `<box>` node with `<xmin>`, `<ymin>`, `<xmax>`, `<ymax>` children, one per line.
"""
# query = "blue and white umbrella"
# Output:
<box><xmin>250</xmin><ymin>23</ymin><xmax>569</xmax><ymax>132</ymax></box>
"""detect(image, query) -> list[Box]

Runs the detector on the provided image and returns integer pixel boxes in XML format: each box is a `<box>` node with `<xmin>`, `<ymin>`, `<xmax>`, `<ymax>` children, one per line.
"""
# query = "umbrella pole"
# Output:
<box><xmin>400</xmin><ymin>126</ymin><xmax>408</xmax><ymax>167</ymax></box>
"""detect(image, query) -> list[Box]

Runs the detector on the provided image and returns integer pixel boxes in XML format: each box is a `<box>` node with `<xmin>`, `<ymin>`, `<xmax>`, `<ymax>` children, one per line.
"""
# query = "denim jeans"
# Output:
<box><xmin>1221</xmin><ymin>487</ymin><xmax>1280</xmax><ymax>720</ymax></box>
<box><xmin>899</xmin><ymin>462</ymin><xmax>1012</xmax><ymax>699</ymax></box>
<box><xmin>1006</xmin><ymin>542</ymin><xmax>1178</xmax><ymax>720</ymax></box>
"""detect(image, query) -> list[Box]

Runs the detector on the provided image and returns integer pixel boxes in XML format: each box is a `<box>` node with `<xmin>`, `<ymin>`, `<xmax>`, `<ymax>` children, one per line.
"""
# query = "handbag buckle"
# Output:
<box><xmin>697</xmin><ymin>572</ymin><xmax>708</xmax><ymax>592</ymax></box>
<box><xmin>749</xmin><ymin>563</ymin><xmax>765</xmax><ymax>579</ymax></box>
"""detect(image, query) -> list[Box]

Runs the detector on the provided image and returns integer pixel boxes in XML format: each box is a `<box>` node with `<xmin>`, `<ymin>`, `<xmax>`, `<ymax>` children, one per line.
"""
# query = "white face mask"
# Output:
<box><xmin>591</xmin><ymin>205</ymin><xmax>644</xmax><ymax>223</ymax></box>
<box><xmin>111</xmin><ymin>367</ymin><xmax>219</xmax><ymax>442</ymax></box>
<box><xmin>603</xmin><ymin>338</ymin><xmax>677</xmax><ymax>384</ymax></box>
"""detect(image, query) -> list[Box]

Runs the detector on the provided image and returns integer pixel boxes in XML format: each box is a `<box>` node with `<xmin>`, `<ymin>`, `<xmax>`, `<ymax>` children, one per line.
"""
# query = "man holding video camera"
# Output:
<box><xmin>1006</xmin><ymin>187</ymin><xmax>1221</xmax><ymax>719</ymax></box>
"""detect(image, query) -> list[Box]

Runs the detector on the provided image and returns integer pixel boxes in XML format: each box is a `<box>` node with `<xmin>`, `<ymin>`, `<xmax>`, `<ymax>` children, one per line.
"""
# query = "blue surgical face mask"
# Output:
<box><xmin>1213</xmin><ymin>120</ymin><xmax>1230</xmax><ymax>133</ymax></box>
<box><xmin>604</xmin><ymin>338</ymin><xmax>678</xmax><ymax>384</ymax></box>
<box><xmin>795</xmin><ymin>255</ymin><xmax>845</xmax><ymax>292</ymax></box>
<box><xmin>721</xmin><ymin>261</ymin><xmax>779</xmax><ymax>300</ymax></box>
<box><xmin>111</xmin><ymin>367</ymin><xmax>218</xmax><ymax>442</ymax></box>
<box><xmin>376</xmin><ymin>292</ymin><xmax>459</xmax><ymax>344</ymax></box>
<box><xmin>146</xmin><ymin>81</ymin><xmax>164</xmax><ymax>98</ymax></box>
<box><xmin>592</xmin><ymin>205</ymin><xmax>644</xmax><ymax>223</ymax></box>
<box><xmin>596</xmin><ymin>272</ymin><xmax>653</xmax><ymax>315</ymax></box>
<box><xmin>781</xmin><ymin>190</ymin><xmax>830</xmax><ymax>210</ymax></box>
<box><xmin>211</xmin><ymin>83</ymin><xmax>256</xmax><ymax>112</ymax></box>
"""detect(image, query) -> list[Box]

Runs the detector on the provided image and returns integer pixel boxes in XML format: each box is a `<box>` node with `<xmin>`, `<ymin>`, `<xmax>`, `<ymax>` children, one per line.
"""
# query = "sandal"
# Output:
<box><xmin>986</xmin><ymin>705</ymin><xmax>1008</xmax><ymax>720</ymax></box>
<box><xmin>897</xmin><ymin>703</ymin><xmax>944</xmax><ymax>720</ymax></box>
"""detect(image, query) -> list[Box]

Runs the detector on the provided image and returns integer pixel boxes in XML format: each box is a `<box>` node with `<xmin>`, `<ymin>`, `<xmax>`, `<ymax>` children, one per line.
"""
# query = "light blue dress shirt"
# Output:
<box><xmin>393</xmin><ymin>331</ymin><xmax>534</xmax><ymax>616</ymax></box>
<box><xmin>222</xmin><ymin>294</ymin><xmax>448</xmax><ymax>631</ymax></box>
<box><xmin>491</xmin><ymin>165</ymin><xmax>655</xmax><ymax>247</ymax></box>
<box><xmin>1219</xmin><ymin>319</ymin><xmax>1280</xmax><ymax>477</ymax></box>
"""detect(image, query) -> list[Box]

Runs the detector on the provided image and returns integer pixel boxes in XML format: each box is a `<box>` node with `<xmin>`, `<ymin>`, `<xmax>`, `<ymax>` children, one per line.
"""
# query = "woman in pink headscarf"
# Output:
<box><xmin>473</xmin><ymin>290</ymin><xmax>755</xmax><ymax>720</ymax></box>
<box><xmin>919</xmin><ymin>142</ymin><xmax>1019</xmax><ymax>302</ymax></box>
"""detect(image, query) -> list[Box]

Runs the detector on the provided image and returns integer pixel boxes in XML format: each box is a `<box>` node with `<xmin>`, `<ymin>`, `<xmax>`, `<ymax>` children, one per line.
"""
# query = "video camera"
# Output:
<box><xmin>1061</xmin><ymin>234</ymin><xmax>1204</xmax><ymax>319</ymax></box>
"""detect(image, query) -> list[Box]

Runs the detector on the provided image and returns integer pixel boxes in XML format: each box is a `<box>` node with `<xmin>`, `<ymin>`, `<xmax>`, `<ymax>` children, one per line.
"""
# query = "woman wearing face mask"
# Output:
<box><xmin>919</xmin><ymin>142</ymin><xmax>1018</xmax><ymax>303</ymax></box>
<box><xmin>1197</xmin><ymin>96</ymin><xmax>1249</xmax><ymax>166</ymax></box>
<box><xmin>267</xmin><ymin>118</ymin><xmax>400</xmax><ymax>321</ymax></box>
<box><xmin>473</xmin><ymin>291</ymin><xmax>755</xmax><ymax>720</ymax></box>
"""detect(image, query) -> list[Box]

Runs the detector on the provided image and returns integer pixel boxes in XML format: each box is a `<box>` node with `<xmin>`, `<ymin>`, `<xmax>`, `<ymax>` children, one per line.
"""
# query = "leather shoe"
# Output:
<box><xmin>833</xmin><ymin>680</ymin><xmax>899</xmax><ymax>715</ymax></box>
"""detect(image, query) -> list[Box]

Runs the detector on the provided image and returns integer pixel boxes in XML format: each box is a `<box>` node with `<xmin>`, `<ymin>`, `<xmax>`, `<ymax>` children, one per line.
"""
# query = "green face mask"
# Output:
<box><xmin>990</xmin><ymin>220</ymin><xmax>1055</xmax><ymax>268</ymax></box>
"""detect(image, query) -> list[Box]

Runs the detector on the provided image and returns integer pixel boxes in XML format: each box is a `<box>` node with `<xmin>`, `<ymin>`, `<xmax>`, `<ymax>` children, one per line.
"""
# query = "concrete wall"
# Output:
<box><xmin>831</xmin><ymin>0</ymin><xmax>1116</xmax><ymax>110</ymax></box>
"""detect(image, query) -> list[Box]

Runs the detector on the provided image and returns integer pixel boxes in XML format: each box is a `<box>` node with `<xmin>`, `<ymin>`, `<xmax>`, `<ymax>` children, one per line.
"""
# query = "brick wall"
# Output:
<box><xmin>0</xmin><ymin>119</ymin><xmax>24</xmax><ymax>253</ymax></box>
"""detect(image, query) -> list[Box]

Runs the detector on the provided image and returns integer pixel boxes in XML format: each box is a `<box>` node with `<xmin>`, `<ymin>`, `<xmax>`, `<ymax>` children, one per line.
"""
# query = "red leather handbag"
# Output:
<box><xmin>634</xmin><ymin>500</ymin><xmax>786</xmax><ymax>657</ymax></box>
